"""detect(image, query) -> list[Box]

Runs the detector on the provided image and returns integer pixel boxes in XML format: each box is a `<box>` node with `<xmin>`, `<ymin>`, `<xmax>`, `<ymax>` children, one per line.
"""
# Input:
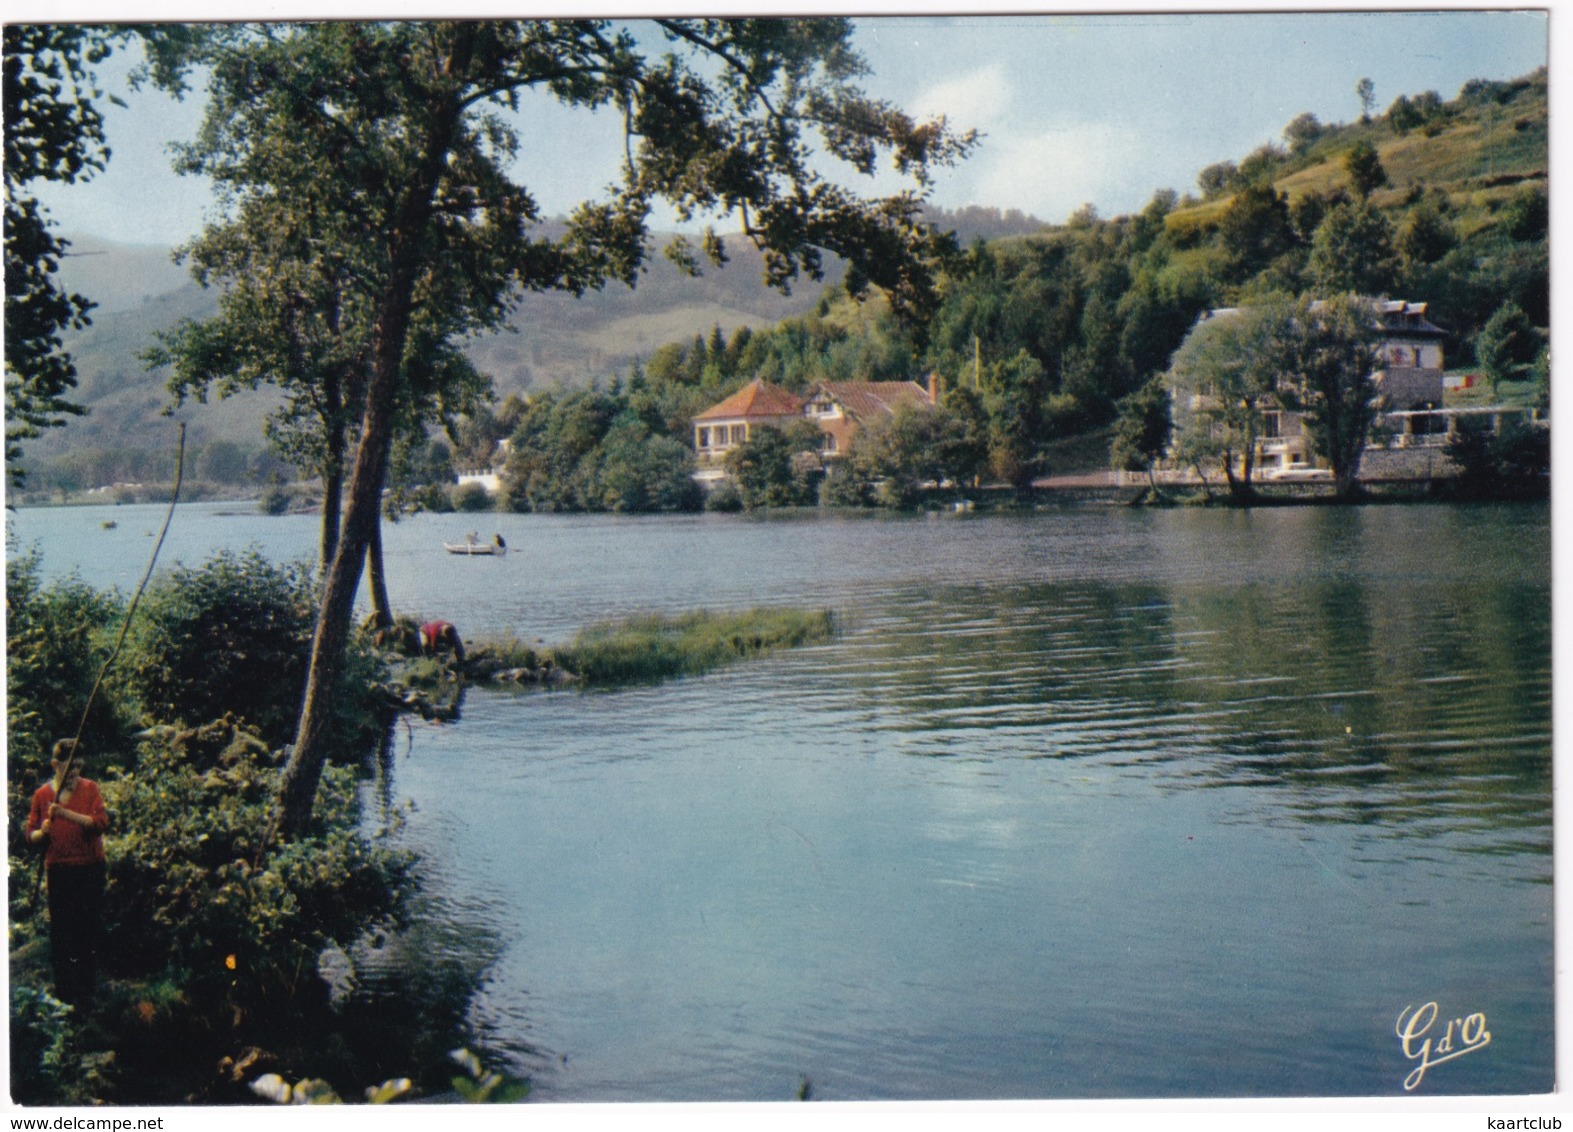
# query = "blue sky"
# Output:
<box><xmin>22</xmin><ymin>6</ymin><xmax>1551</xmax><ymax>249</ymax></box>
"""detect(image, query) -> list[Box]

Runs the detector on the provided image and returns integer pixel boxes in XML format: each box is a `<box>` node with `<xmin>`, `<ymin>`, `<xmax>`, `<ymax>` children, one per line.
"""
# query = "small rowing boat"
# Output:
<box><xmin>445</xmin><ymin>532</ymin><xmax>508</xmax><ymax>557</ymax></box>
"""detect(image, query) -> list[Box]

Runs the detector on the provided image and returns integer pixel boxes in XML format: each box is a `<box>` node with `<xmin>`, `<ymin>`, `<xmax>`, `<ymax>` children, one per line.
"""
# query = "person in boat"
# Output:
<box><xmin>419</xmin><ymin>620</ymin><xmax>466</xmax><ymax>664</ymax></box>
<box><xmin>26</xmin><ymin>739</ymin><xmax>110</xmax><ymax>1006</ymax></box>
<box><xmin>492</xmin><ymin>533</ymin><xmax>506</xmax><ymax>550</ymax></box>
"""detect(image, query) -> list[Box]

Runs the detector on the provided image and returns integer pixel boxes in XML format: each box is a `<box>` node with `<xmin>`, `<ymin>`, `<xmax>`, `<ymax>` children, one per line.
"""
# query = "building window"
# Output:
<box><xmin>698</xmin><ymin>427</ymin><xmax>711</xmax><ymax>449</ymax></box>
<box><xmin>731</xmin><ymin>424</ymin><xmax>746</xmax><ymax>444</ymax></box>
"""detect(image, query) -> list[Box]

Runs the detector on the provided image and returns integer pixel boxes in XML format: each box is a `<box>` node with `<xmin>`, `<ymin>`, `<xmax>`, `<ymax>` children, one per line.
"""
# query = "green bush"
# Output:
<box><xmin>258</xmin><ymin>488</ymin><xmax>292</xmax><ymax>516</ymax></box>
<box><xmin>723</xmin><ymin>426</ymin><xmax>820</xmax><ymax>509</ymax></box>
<box><xmin>450</xmin><ymin>481</ymin><xmax>495</xmax><ymax>512</ymax></box>
<box><xmin>703</xmin><ymin>478</ymin><xmax>744</xmax><ymax>512</ymax></box>
<box><xmin>5</xmin><ymin>553</ymin><xmax>130</xmax><ymax>765</ymax></box>
<box><xmin>819</xmin><ymin>463</ymin><xmax>873</xmax><ymax>508</ymax></box>
<box><xmin>119</xmin><ymin>551</ymin><xmax>317</xmax><ymax>748</ymax></box>
<box><xmin>1443</xmin><ymin>421</ymin><xmax>1549</xmax><ymax>500</ymax></box>
<box><xmin>393</xmin><ymin>483</ymin><xmax>456</xmax><ymax>514</ymax></box>
<box><xmin>95</xmin><ymin>729</ymin><xmax>415</xmax><ymax>1100</ymax></box>
<box><xmin>102</xmin><ymin>733</ymin><xmax>412</xmax><ymax>1007</ymax></box>
<box><xmin>589</xmin><ymin>425</ymin><xmax>703</xmax><ymax>513</ymax></box>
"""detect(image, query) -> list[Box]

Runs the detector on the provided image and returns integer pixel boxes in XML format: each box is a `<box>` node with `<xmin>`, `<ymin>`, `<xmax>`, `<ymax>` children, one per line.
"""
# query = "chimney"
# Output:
<box><xmin>927</xmin><ymin>372</ymin><xmax>941</xmax><ymax>405</ymax></box>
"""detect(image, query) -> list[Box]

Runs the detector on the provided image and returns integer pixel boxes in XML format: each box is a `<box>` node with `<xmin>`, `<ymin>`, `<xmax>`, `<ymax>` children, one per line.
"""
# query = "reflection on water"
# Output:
<box><xmin>11</xmin><ymin>500</ymin><xmax>1553</xmax><ymax>1100</ymax></box>
<box><xmin>832</xmin><ymin>573</ymin><xmax>1551</xmax><ymax>859</ymax></box>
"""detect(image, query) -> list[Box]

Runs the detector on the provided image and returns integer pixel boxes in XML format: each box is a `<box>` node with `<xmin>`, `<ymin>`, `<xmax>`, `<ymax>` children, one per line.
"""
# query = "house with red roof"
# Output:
<box><xmin>800</xmin><ymin>379</ymin><xmax>937</xmax><ymax>458</ymax></box>
<box><xmin>692</xmin><ymin>379</ymin><xmax>806</xmax><ymax>463</ymax></box>
<box><xmin>692</xmin><ymin>376</ymin><xmax>939</xmax><ymax>479</ymax></box>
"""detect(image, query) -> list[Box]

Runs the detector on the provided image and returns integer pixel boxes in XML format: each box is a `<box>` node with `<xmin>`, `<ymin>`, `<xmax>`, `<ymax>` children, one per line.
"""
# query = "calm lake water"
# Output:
<box><xmin>8</xmin><ymin>500</ymin><xmax>1554</xmax><ymax>1101</ymax></box>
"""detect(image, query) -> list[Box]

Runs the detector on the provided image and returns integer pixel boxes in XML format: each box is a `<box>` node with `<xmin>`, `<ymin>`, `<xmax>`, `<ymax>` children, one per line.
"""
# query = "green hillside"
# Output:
<box><xmin>1171</xmin><ymin>68</ymin><xmax>1546</xmax><ymax>235</ymax></box>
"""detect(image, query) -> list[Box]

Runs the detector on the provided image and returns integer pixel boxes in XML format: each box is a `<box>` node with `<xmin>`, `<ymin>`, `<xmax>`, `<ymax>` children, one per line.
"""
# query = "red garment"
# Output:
<box><xmin>420</xmin><ymin>621</ymin><xmax>452</xmax><ymax>650</ymax></box>
<box><xmin>27</xmin><ymin>777</ymin><xmax>108</xmax><ymax>867</ymax></box>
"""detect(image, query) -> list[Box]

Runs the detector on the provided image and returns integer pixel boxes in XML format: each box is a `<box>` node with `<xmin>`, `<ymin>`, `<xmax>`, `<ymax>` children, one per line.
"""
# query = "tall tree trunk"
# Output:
<box><xmin>1221</xmin><ymin>446</ymin><xmax>1242</xmax><ymax>499</ymax></box>
<box><xmin>275</xmin><ymin>348</ymin><xmax>404</xmax><ymax>836</ymax></box>
<box><xmin>319</xmin><ymin>460</ymin><xmax>343</xmax><ymax>572</ymax></box>
<box><xmin>366</xmin><ymin>515</ymin><xmax>393</xmax><ymax>628</ymax></box>
<box><xmin>318</xmin><ymin>362</ymin><xmax>347</xmax><ymax>571</ymax></box>
<box><xmin>275</xmin><ymin>25</ymin><xmax>474</xmax><ymax>838</ymax></box>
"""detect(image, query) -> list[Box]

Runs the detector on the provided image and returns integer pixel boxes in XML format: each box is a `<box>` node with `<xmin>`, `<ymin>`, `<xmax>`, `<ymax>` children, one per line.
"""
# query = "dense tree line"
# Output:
<box><xmin>15</xmin><ymin>54</ymin><xmax>1546</xmax><ymax>519</ymax></box>
<box><xmin>19</xmin><ymin>437</ymin><xmax>293</xmax><ymax>500</ymax></box>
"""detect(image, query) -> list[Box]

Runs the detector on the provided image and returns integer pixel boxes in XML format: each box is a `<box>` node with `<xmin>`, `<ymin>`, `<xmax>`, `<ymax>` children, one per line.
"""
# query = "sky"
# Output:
<box><xmin>17</xmin><ymin>4</ymin><xmax>1554</xmax><ymax>250</ymax></box>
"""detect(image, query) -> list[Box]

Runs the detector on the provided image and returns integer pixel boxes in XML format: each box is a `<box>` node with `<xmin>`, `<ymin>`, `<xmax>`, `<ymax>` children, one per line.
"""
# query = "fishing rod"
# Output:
<box><xmin>30</xmin><ymin>423</ymin><xmax>186</xmax><ymax>905</ymax></box>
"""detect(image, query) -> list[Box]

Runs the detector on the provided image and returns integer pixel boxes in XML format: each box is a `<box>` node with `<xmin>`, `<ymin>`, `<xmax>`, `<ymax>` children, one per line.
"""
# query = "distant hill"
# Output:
<box><xmin>53</xmin><ymin>234</ymin><xmax>193</xmax><ymax>314</ymax></box>
<box><xmin>32</xmin><ymin>228</ymin><xmax>833</xmax><ymax>466</ymax></box>
<box><xmin>462</xmin><ymin>234</ymin><xmax>836</xmax><ymax>394</ymax></box>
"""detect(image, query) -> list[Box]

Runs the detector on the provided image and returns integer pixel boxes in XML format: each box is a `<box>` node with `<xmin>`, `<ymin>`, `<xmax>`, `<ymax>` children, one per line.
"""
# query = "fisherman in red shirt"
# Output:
<box><xmin>419</xmin><ymin>620</ymin><xmax>466</xmax><ymax>664</ymax></box>
<box><xmin>27</xmin><ymin>739</ymin><xmax>110</xmax><ymax>1006</ymax></box>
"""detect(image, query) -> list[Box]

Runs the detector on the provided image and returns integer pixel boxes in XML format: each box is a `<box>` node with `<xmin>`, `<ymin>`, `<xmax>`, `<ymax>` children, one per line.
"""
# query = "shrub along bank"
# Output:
<box><xmin>6</xmin><ymin>551</ymin><xmax>481</xmax><ymax>1104</ymax></box>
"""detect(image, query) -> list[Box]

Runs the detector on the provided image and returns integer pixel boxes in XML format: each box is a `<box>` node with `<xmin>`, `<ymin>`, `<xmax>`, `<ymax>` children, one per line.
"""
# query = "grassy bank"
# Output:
<box><xmin>459</xmin><ymin>607</ymin><xmax>837</xmax><ymax>690</ymax></box>
<box><xmin>558</xmin><ymin>607</ymin><xmax>836</xmax><ymax>685</ymax></box>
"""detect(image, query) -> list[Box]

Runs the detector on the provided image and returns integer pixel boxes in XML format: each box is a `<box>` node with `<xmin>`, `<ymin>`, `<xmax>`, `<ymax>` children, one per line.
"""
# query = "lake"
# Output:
<box><xmin>8</xmin><ymin>499</ymin><xmax>1554</xmax><ymax>1101</ymax></box>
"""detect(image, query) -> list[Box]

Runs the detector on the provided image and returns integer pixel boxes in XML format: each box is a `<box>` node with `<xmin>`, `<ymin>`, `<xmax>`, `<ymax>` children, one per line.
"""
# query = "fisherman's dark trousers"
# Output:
<box><xmin>47</xmin><ymin>861</ymin><xmax>105</xmax><ymax>1006</ymax></box>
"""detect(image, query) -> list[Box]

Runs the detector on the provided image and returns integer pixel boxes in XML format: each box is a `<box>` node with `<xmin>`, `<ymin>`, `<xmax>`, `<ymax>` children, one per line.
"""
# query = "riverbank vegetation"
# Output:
<box><xmin>9</xmin><ymin>66</ymin><xmax>1547</xmax><ymax>516</ymax></box>
<box><xmin>549</xmin><ymin>607</ymin><xmax>837</xmax><ymax>687</ymax></box>
<box><xmin>5</xmin><ymin>551</ymin><xmax>492</xmax><ymax>1103</ymax></box>
<box><xmin>376</xmin><ymin>606</ymin><xmax>838</xmax><ymax>724</ymax></box>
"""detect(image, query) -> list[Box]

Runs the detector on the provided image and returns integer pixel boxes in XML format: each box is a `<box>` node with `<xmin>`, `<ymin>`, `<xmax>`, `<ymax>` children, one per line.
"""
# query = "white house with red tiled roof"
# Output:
<box><xmin>692</xmin><ymin>377</ymin><xmax>939</xmax><ymax>481</ymax></box>
<box><xmin>692</xmin><ymin>378</ymin><xmax>806</xmax><ymax>462</ymax></box>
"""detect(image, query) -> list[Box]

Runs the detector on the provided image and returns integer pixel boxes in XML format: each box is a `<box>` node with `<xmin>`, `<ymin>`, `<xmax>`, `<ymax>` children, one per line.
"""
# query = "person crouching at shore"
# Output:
<box><xmin>420</xmin><ymin>620</ymin><xmax>466</xmax><ymax>664</ymax></box>
<box><xmin>27</xmin><ymin>739</ymin><xmax>110</xmax><ymax>1007</ymax></box>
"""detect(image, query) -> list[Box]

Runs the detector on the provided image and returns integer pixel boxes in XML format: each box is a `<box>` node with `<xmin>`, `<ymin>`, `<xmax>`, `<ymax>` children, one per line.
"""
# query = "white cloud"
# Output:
<box><xmin>911</xmin><ymin>64</ymin><xmax>1012</xmax><ymax>134</ymax></box>
<box><xmin>971</xmin><ymin>119</ymin><xmax>1149</xmax><ymax>222</ymax></box>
